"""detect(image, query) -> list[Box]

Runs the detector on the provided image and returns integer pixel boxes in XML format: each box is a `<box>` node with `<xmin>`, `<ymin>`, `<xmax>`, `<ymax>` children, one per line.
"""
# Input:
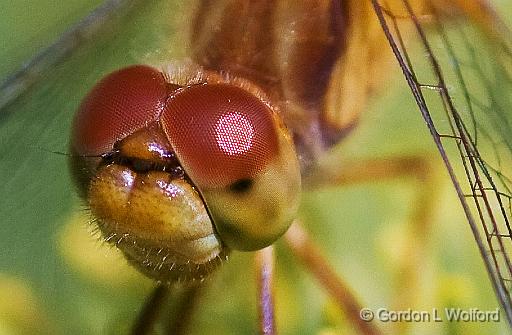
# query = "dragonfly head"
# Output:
<box><xmin>69</xmin><ymin>64</ymin><xmax>301</xmax><ymax>283</ymax></box>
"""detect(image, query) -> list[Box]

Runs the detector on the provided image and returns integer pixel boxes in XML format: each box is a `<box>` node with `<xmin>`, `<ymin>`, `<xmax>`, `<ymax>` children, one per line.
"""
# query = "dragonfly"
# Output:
<box><xmin>0</xmin><ymin>0</ymin><xmax>511</xmax><ymax>334</ymax></box>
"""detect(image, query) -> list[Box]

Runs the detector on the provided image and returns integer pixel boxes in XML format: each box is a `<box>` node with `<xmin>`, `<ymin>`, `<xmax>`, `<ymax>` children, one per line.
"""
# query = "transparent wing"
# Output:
<box><xmin>371</xmin><ymin>0</ymin><xmax>512</xmax><ymax>325</ymax></box>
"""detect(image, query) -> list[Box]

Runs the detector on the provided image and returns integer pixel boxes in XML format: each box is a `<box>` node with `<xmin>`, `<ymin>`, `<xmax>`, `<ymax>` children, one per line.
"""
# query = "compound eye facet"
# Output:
<box><xmin>72</xmin><ymin>65</ymin><xmax>170</xmax><ymax>156</ymax></box>
<box><xmin>161</xmin><ymin>84</ymin><xmax>279</xmax><ymax>188</ymax></box>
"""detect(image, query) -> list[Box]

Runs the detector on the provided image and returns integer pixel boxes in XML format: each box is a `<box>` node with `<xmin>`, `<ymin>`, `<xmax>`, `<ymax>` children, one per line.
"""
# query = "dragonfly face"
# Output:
<box><xmin>69</xmin><ymin>63</ymin><xmax>301</xmax><ymax>282</ymax></box>
<box><xmin>1</xmin><ymin>0</ymin><xmax>511</xmax><ymax>334</ymax></box>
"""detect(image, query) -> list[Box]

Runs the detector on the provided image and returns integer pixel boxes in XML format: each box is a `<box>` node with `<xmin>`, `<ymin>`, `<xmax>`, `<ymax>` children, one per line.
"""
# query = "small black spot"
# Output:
<box><xmin>229</xmin><ymin>179</ymin><xmax>253</xmax><ymax>193</ymax></box>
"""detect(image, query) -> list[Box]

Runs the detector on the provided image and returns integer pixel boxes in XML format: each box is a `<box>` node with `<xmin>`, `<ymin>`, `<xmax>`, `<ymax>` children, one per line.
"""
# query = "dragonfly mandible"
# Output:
<box><xmin>0</xmin><ymin>0</ymin><xmax>511</xmax><ymax>334</ymax></box>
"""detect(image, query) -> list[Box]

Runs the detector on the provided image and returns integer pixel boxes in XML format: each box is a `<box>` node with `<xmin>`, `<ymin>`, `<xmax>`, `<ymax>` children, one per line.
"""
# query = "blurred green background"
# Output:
<box><xmin>0</xmin><ymin>1</ymin><xmax>511</xmax><ymax>334</ymax></box>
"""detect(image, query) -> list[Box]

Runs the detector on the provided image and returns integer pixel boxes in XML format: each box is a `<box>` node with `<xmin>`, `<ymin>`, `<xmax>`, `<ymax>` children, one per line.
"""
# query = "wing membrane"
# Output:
<box><xmin>371</xmin><ymin>0</ymin><xmax>512</xmax><ymax>325</ymax></box>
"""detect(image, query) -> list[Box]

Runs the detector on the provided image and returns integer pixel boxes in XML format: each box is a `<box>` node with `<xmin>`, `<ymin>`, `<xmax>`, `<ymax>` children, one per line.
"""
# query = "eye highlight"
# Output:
<box><xmin>161</xmin><ymin>84</ymin><xmax>279</xmax><ymax>188</ymax></box>
<box><xmin>215</xmin><ymin>112</ymin><xmax>255</xmax><ymax>155</ymax></box>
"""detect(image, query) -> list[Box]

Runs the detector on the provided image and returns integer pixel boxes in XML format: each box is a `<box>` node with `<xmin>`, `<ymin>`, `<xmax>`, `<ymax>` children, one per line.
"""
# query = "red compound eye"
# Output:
<box><xmin>161</xmin><ymin>84</ymin><xmax>279</xmax><ymax>188</ymax></box>
<box><xmin>72</xmin><ymin>65</ymin><xmax>171</xmax><ymax>156</ymax></box>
